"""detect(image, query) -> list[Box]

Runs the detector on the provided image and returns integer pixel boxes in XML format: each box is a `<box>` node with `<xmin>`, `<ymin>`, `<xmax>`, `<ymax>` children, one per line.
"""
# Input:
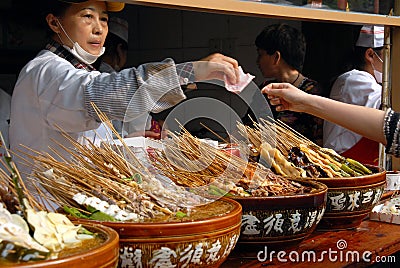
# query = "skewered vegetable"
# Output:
<box><xmin>149</xmin><ymin>128</ymin><xmax>312</xmax><ymax>197</ymax></box>
<box><xmin>0</xmin><ymin>132</ymin><xmax>96</xmax><ymax>263</ymax></box>
<box><xmin>0</xmin><ymin>241</ymin><xmax>49</xmax><ymax>262</ymax></box>
<box><xmin>237</xmin><ymin>118</ymin><xmax>372</xmax><ymax>178</ymax></box>
<box><xmin>259</xmin><ymin>142</ymin><xmax>306</xmax><ymax>178</ymax></box>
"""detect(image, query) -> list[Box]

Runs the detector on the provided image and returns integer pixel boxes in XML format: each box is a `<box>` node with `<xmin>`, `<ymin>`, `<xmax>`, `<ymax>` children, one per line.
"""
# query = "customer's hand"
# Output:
<box><xmin>261</xmin><ymin>82</ymin><xmax>310</xmax><ymax>113</ymax></box>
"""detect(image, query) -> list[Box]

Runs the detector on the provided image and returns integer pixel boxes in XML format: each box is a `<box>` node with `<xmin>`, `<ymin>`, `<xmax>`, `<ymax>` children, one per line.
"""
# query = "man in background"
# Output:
<box><xmin>256</xmin><ymin>23</ymin><xmax>324</xmax><ymax>145</ymax></box>
<box><xmin>323</xmin><ymin>25</ymin><xmax>383</xmax><ymax>165</ymax></box>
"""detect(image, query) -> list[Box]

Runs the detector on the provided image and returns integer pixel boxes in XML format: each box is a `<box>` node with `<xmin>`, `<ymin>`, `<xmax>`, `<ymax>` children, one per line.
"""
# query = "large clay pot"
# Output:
<box><xmin>8</xmin><ymin>223</ymin><xmax>119</xmax><ymax>268</ymax></box>
<box><xmin>229</xmin><ymin>179</ymin><xmax>328</xmax><ymax>248</ymax></box>
<box><xmin>76</xmin><ymin>197</ymin><xmax>242</xmax><ymax>268</ymax></box>
<box><xmin>316</xmin><ymin>165</ymin><xmax>386</xmax><ymax>230</ymax></box>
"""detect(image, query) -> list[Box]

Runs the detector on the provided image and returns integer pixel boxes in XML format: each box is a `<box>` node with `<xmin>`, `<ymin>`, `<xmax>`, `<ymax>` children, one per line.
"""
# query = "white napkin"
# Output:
<box><xmin>224</xmin><ymin>66</ymin><xmax>255</xmax><ymax>93</ymax></box>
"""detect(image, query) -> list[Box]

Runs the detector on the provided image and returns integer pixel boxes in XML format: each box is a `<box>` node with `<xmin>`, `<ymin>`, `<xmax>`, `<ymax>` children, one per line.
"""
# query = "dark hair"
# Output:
<box><xmin>255</xmin><ymin>24</ymin><xmax>306</xmax><ymax>71</ymax></box>
<box><xmin>329</xmin><ymin>45</ymin><xmax>383</xmax><ymax>91</ymax></box>
<box><xmin>104</xmin><ymin>33</ymin><xmax>128</xmax><ymax>55</ymax></box>
<box><xmin>40</xmin><ymin>0</ymin><xmax>71</xmax><ymax>37</ymax></box>
<box><xmin>92</xmin><ymin>32</ymin><xmax>128</xmax><ymax>69</ymax></box>
<box><xmin>41</xmin><ymin>0</ymin><xmax>70</xmax><ymax>16</ymax></box>
<box><xmin>351</xmin><ymin>46</ymin><xmax>383</xmax><ymax>70</ymax></box>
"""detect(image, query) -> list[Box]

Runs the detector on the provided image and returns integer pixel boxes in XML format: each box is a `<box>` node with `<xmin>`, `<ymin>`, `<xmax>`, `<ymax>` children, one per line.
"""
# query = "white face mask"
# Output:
<box><xmin>373</xmin><ymin>69</ymin><xmax>382</xmax><ymax>84</ymax></box>
<box><xmin>56</xmin><ymin>19</ymin><xmax>105</xmax><ymax>65</ymax></box>
<box><xmin>372</xmin><ymin>51</ymin><xmax>383</xmax><ymax>84</ymax></box>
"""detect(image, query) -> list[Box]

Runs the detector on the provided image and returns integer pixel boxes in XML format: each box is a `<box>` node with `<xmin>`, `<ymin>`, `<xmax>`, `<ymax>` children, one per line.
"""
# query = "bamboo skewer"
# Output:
<box><xmin>19</xmin><ymin>104</ymin><xmax>209</xmax><ymax>218</ymax></box>
<box><xmin>149</xmin><ymin>126</ymin><xmax>307</xmax><ymax>196</ymax></box>
<box><xmin>3</xmin><ymin>103</ymin><xmax>311</xmax><ymax>222</ymax></box>
<box><xmin>0</xmin><ymin>132</ymin><xmax>44</xmax><ymax>211</ymax></box>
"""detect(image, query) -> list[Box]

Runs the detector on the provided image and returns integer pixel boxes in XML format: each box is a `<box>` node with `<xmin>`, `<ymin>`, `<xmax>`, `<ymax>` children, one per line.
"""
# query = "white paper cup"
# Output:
<box><xmin>386</xmin><ymin>172</ymin><xmax>400</xmax><ymax>191</ymax></box>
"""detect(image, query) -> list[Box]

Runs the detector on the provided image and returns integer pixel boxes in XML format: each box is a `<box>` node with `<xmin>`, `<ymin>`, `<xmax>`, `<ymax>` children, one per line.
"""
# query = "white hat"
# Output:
<box><xmin>356</xmin><ymin>25</ymin><xmax>384</xmax><ymax>48</ymax></box>
<box><xmin>108</xmin><ymin>17</ymin><xmax>129</xmax><ymax>43</ymax></box>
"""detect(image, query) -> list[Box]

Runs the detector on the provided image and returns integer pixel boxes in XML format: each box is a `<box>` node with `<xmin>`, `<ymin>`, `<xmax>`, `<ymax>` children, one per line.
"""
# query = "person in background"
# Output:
<box><xmin>9</xmin><ymin>0</ymin><xmax>240</xmax><ymax>190</ymax></box>
<box><xmin>95</xmin><ymin>16</ymin><xmax>164</xmax><ymax>139</ymax></box>
<box><xmin>255</xmin><ymin>23</ymin><xmax>323</xmax><ymax>146</ymax></box>
<box><xmin>96</xmin><ymin>16</ymin><xmax>128</xmax><ymax>73</ymax></box>
<box><xmin>262</xmin><ymin>83</ymin><xmax>400</xmax><ymax>158</ymax></box>
<box><xmin>0</xmin><ymin>88</ymin><xmax>11</xmax><ymax>158</ymax></box>
<box><xmin>91</xmin><ymin>16</ymin><xmax>129</xmax><ymax>140</ymax></box>
<box><xmin>95</xmin><ymin>16</ymin><xmax>130</xmax><ymax>137</ymax></box>
<box><xmin>324</xmin><ymin>25</ymin><xmax>384</xmax><ymax>165</ymax></box>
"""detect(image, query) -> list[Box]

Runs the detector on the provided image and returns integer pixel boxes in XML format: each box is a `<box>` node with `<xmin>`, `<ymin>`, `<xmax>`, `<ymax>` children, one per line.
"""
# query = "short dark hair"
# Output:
<box><xmin>40</xmin><ymin>0</ymin><xmax>71</xmax><ymax>37</ymax></box>
<box><xmin>352</xmin><ymin>46</ymin><xmax>383</xmax><ymax>70</ymax></box>
<box><xmin>41</xmin><ymin>0</ymin><xmax>70</xmax><ymax>17</ymax></box>
<box><xmin>255</xmin><ymin>24</ymin><xmax>306</xmax><ymax>71</ymax></box>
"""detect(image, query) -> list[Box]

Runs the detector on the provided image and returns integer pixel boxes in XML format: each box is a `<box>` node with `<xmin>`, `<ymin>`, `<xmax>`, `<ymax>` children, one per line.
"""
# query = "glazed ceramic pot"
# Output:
<box><xmin>75</xmin><ymin>197</ymin><xmax>242</xmax><ymax>268</ymax></box>
<box><xmin>229</xmin><ymin>179</ymin><xmax>327</xmax><ymax>248</ymax></box>
<box><xmin>9</xmin><ymin>223</ymin><xmax>119</xmax><ymax>268</ymax></box>
<box><xmin>316</xmin><ymin>166</ymin><xmax>386</xmax><ymax>230</ymax></box>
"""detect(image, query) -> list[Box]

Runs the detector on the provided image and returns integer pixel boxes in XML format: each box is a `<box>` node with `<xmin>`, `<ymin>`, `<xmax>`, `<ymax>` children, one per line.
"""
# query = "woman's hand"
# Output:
<box><xmin>261</xmin><ymin>82</ymin><xmax>310</xmax><ymax>113</ymax></box>
<box><xmin>263</xmin><ymin>82</ymin><xmax>388</xmax><ymax>145</ymax></box>
<box><xmin>193</xmin><ymin>53</ymin><xmax>240</xmax><ymax>84</ymax></box>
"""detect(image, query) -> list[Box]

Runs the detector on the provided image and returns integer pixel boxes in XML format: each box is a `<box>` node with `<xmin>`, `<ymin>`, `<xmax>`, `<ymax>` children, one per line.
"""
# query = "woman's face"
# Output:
<box><xmin>57</xmin><ymin>0</ymin><xmax>109</xmax><ymax>55</ymax></box>
<box><xmin>256</xmin><ymin>48</ymin><xmax>275</xmax><ymax>79</ymax></box>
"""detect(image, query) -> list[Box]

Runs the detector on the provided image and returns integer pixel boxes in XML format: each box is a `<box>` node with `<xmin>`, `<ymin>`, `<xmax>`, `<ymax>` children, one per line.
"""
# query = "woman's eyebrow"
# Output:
<box><xmin>79</xmin><ymin>7</ymin><xmax>109</xmax><ymax>15</ymax></box>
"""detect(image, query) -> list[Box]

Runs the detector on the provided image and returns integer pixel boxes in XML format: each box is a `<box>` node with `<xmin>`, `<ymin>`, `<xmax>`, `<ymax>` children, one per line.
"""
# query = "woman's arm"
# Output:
<box><xmin>262</xmin><ymin>82</ymin><xmax>387</xmax><ymax>145</ymax></box>
<box><xmin>86</xmin><ymin>53</ymin><xmax>239</xmax><ymax>123</ymax></box>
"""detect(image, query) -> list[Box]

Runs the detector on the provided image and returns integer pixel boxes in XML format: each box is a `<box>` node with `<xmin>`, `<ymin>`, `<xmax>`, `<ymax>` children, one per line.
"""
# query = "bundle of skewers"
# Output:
<box><xmin>19</xmin><ymin>106</ymin><xmax>211</xmax><ymax>223</ymax></box>
<box><xmin>148</xmin><ymin>127</ymin><xmax>313</xmax><ymax>197</ymax></box>
<box><xmin>0</xmin><ymin>133</ymin><xmax>96</xmax><ymax>264</ymax></box>
<box><xmin>25</xmin><ymin>131</ymin><xmax>207</xmax><ymax>222</ymax></box>
<box><xmin>236</xmin><ymin>118</ymin><xmax>372</xmax><ymax>178</ymax></box>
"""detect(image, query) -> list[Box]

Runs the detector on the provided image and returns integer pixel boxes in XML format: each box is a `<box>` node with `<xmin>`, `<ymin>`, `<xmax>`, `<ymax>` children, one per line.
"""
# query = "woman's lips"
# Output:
<box><xmin>89</xmin><ymin>41</ymin><xmax>101</xmax><ymax>47</ymax></box>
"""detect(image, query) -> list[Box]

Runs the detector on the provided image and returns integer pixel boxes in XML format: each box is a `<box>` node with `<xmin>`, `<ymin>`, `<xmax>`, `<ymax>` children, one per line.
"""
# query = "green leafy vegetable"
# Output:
<box><xmin>175</xmin><ymin>211</ymin><xmax>187</xmax><ymax>218</ymax></box>
<box><xmin>63</xmin><ymin>205</ymin><xmax>90</xmax><ymax>219</ymax></box>
<box><xmin>89</xmin><ymin>211</ymin><xmax>117</xmax><ymax>222</ymax></box>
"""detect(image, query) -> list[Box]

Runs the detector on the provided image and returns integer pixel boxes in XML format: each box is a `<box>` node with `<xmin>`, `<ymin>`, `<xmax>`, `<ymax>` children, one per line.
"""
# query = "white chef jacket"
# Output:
<box><xmin>323</xmin><ymin>69</ymin><xmax>381</xmax><ymax>153</ymax></box>
<box><xmin>10</xmin><ymin>49</ymin><xmax>187</xmax><ymax>186</ymax></box>
<box><xmin>0</xmin><ymin>88</ymin><xmax>11</xmax><ymax>158</ymax></box>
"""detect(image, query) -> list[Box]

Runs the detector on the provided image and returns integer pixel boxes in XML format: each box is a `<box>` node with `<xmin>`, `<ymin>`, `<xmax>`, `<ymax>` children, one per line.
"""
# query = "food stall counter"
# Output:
<box><xmin>222</xmin><ymin>219</ymin><xmax>400</xmax><ymax>267</ymax></box>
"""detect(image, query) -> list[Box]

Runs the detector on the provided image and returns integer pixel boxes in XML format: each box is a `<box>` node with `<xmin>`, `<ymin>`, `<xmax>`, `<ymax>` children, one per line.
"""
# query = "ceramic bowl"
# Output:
<box><xmin>75</xmin><ymin>197</ymin><xmax>242</xmax><ymax>268</ymax></box>
<box><xmin>229</xmin><ymin>179</ymin><xmax>328</xmax><ymax>248</ymax></box>
<box><xmin>8</xmin><ymin>223</ymin><xmax>119</xmax><ymax>268</ymax></box>
<box><xmin>315</xmin><ymin>165</ymin><xmax>386</xmax><ymax>230</ymax></box>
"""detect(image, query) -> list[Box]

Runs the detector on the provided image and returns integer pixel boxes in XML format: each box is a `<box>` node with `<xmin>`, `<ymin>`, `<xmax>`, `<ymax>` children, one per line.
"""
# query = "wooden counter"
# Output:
<box><xmin>221</xmin><ymin>219</ymin><xmax>400</xmax><ymax>267</ymax></box>
<box><xmin>129</xmin><ymin>1</ymin><xmax>400</xmax><ymax>26</ymax></box>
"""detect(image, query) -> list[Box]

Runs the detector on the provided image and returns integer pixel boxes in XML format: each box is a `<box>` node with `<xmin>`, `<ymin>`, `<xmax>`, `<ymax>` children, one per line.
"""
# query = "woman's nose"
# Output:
<box><xmin>93</xmin><ymin>20</ymin><xmax>104</xmax><ymax>35</ymax></box>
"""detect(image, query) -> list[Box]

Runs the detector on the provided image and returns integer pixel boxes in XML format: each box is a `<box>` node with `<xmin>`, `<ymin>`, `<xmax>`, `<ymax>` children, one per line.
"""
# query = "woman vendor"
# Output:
<box><xmin>9</xmin><ymin>0</ymin><xmax>240</xmax><ymax>190</ymax></box>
